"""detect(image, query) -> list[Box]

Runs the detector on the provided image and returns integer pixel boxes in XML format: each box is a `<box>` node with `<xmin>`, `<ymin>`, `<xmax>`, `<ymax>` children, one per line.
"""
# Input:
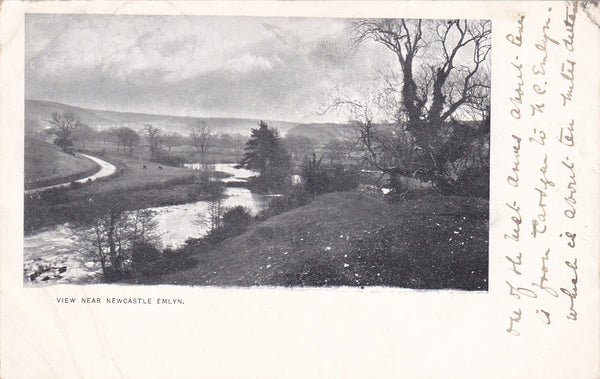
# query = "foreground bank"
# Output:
<box><xmin>146</xmin><ymin>191</ymin><xmax>489</xmax><ymax>290</ymax></box>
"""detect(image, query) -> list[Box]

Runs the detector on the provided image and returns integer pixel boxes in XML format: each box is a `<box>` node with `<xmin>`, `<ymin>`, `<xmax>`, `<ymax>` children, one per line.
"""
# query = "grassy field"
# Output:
<box><xmin>152</xmin><ymin>192</ymin><xmax>488</xmax><ymax>290</ymax></box>
<box><xmin>24</xmin><ymin>148</ymin><xmax>222</xmax><ymax>234</ymax></box>
<box><xmin>25</xmin><ymin>138</ymin><xmax>99</xmax><ymax>188</ymax></box>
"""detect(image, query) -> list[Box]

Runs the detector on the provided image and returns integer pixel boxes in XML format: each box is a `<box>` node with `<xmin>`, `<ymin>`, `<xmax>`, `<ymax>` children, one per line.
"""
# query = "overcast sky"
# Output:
<box><xmin>26</xmin><ymin>14</ymin><xmax>398</xmax><ymax>123</ymax></box>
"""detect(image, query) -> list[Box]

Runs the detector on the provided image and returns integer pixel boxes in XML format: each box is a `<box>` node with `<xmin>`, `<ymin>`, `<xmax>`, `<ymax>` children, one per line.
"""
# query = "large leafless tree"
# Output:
<box><xmin>328</xmin><ymin>19</ymin><xmax>491</xmax><ymax>188</ymax></box>
<box><xmin>48</xmin><ymin>111</ymin><xmax>85</xmax><ymax>153</ymax></box>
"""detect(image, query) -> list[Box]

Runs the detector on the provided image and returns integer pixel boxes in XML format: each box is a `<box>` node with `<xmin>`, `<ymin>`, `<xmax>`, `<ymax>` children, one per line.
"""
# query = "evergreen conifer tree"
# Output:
<box><xmin>238</xmin><ymin>121</ymin><xmax>291</xmax><ymax>192</ymax></box>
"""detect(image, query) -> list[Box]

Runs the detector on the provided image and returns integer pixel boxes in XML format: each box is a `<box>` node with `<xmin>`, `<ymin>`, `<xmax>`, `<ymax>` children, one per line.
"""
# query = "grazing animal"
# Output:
<box><xmin>158</xmin><ymin>166</ymin><xmax>163</xmax><ymax>170</ymax></box>
<box><xmin>143</xmin><ymin>165</ymin><xmax>147</xmax><ymax>170</ymax></box>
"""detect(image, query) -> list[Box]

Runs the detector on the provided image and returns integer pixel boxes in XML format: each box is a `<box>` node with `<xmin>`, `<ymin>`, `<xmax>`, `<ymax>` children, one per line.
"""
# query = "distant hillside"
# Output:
<box><xmin>286</xmin><ymin>122</ymin><xmax>351</xmax><ymax>141</ymax></box>
<box><xmin>25</xmin><ymin>99</ymin><xmax>304</xmax><ymax>137</ymax></box>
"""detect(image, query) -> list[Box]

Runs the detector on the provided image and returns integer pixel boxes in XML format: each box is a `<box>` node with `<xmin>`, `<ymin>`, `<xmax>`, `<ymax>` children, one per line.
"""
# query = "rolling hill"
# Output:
<box><xmin>25</xmin><ymin>99</ymin><xmax>334</xmax><ymax>138</ymax></box>
<box><xmin>286</xmin><ymin>122</ymin><xmax>351</xmax><ymax>141</ymax></box>
<box><xmin>24</xmin><ymin>137</ymin><xmax>100</xmax><ymax>189</ymax></box>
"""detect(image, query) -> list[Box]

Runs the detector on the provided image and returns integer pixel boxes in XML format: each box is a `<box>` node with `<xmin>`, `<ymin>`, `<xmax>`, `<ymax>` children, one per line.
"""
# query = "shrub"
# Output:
<box><xmin>437</xmin><ymin>167</ymin><xmax>489</xmax><ymax>198</ymax></box>
<box><xmin>134</xmin><ymin>247</ymin><xmax>198</xmax><ymax>277</ymax></box>
<box><xmin>131</xmin><ymin>242</ymin><xmax>161</xmax><ymax>269</ymax></box>
<box><xmin>259</xmin><ymin>187</ymin><xmax>311</xmax><ymax>219</ymax></box>
<box><xmin>301</xmin><ymin>154</ymin><xmax>359</xmax><ymax>195</ymax></box>
<box><xmin>222</xmin><ymin>206</ymin><xmax>252</xmax><ymax>231</ymax></box>
<box><xmin>153</xmin><ymin>152</ymin><xmax>188</xmax><ymax>167</ymax></box>
<box><xmin>69</xmin><ymin>181</ymin><xmax>83</xmax><ymax>190</ymax></box>
<box><xmin>454</xmin><ymin>167</ymin><xmax>489</xmax><ymax>198</ymax></box>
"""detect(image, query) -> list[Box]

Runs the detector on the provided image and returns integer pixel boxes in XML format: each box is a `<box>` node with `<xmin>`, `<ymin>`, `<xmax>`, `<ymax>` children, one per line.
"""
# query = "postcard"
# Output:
<box><xmin>1</xmin><ymin>1</ymin><xmax>598</xmax><ymax>378</ymax></box>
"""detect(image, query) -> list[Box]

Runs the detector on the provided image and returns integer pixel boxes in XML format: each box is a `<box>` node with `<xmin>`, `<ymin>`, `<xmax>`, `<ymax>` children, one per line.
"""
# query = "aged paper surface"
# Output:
<box><xmin>1</xmin><ymin>1</ymin><xmax>599</xmax><ymax>378</ymax></box>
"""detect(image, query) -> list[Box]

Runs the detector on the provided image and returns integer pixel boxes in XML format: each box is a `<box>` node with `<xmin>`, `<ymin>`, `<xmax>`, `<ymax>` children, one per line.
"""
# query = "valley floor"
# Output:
<box><xmin>24</xmin><ymin>153</ymin><xmax>217</xmax><ymax>234</ymax></box>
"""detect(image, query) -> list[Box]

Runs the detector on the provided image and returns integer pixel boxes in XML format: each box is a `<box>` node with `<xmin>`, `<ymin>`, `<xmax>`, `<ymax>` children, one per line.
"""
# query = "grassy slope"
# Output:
<box><xmin>24</xmin><ymin>152</ymin><xmax>213</xmax><ymax>233</ymax></box>
<box><xmin>158</xmin><ymin>192</ymin><xmax>489</xmax><ymax>290</ymax></box>
<box><xmin>25</xmin><ymin>138</ymin><xmax>99</xmax><ymax>186</ymax></box>
<box><xmin>77</xmin><ymin>153</ymin><xmax>196</xmax><ymax>192</ymax></box>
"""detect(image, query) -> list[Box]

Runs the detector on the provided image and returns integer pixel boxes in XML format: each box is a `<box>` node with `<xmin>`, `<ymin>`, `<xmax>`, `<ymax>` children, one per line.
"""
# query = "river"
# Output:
<box><xmin>23</xmin><ymin>163</ymin><xmax>269</xmax><ymax>285</ymax></box>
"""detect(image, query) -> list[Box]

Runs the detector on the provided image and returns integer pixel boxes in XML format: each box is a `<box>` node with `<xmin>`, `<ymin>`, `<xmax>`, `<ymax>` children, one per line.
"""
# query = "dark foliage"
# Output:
<box><xmin>222</xmin><ymin>206</ymin><xmax>252</xmax><ymax>234</ymax></box>
<box><xmin>69</xmin><ymin>181</ymin><xmax>83</xmax><ymax>190</ymax></box>
<box><xmin>54</xmin><ymin>137</ymin><xmax>74</xmax><ymax>154</ymax></box>
<box><xmin>301</xmin><ymin>154</ymin><xmax>359</xmax><ymax>195</ymax></box>
<box><xmin>258</xmin><ymin>188</ymin><xmax>311</xmax><ymax>219</ymax></box>
<box><xmin>437</xmin><ymin>167</ymin><xmax>489</xmax><ymax>198</ymax></box>
<box><xmin>131</xmin><ymin>242</ymin><xmax>161</xmax><ymax>269</ymax></box>
<box><xmin>135</xmin><ymin>248</ymin><xmax>199</xmax><ymax>277</ymax></box>
<box><xmin>152</xmin><ymin>152</ymin><xmax>188</xmax><ymax>167</ymax></box>
<box><xmin>237</xmin><ymin>121</ymin><xmax>291</xmax><ymax>193</ymax></box>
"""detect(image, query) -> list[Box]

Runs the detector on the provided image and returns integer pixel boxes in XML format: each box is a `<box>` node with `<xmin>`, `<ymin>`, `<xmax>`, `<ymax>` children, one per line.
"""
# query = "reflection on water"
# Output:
<box><xmin>24</xmin><ymin>163</ymin><xmax>269</xmax><ymax>285</ymax></box>
<box><xmin>151</xmin><ymin>187</ymin><xmax>268</xmax><ymax>248</ymax></box>
<box><xmin>184</xmin><ymin>163</ymin><xmax>257</xmax><ymax>183</ymax></box>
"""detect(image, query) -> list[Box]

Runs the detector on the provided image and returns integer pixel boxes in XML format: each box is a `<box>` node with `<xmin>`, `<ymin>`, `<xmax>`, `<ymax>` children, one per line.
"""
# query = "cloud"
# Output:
<box><xmin>25</xmin><ymin>15</ymin><xmax>398</xmax><ymax>122</ymax></box>
<box><xmin>221</xmin><ymin>53</ymin><xmax>277</xmax><ymax>73</ymax></box>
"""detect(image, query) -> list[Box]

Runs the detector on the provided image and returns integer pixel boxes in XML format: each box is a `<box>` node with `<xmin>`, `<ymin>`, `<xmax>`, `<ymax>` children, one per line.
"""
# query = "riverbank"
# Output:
<box><xmin>24</xmin><ymin>153</ymin><xmax>228</xmax><ymax>234</ymax></box>
<box><xmin>24</xmin><ymin>163</ymin><xmax>267</xmax><ymax>285</ymax></box>
<box><xmin>149</xmin><ymin>191</ymin><xmax>489</xmax><ymax>290</ymax></box>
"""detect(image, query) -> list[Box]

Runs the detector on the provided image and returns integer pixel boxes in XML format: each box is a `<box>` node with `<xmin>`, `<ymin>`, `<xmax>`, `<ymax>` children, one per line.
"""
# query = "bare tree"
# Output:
<box><xmin>162</xmin><ymin>132</ymin><xmax>183</xmax><ymax>152</ymax></box>
<box><xmin>144</xmin><ymin>124</ymin><xmax>163</xmax><ymax>161</ymax></box>
<box><xmin>77</xmin><ymin>196</ymin><xmax>159</xmax><ymax>282</ymax></box>
<box><xmin>190</xmin><ymin>120</ymin><xmax>212</xmax><ymax>166</ymax></box>
<box><xmin>327</xmin><ymin>19</ymin><xmax>491</xmax><ymax>189</ymax></box>
<box><xmin>73</xmin><ymin>124</ymin><xmax>97</xmax><ymax>150</ymax></box>
<box><xmin>207</xmin><ymin>195</ymin><xmax>224</xmax><ymax>232</ymax></box>
<box><xmin>99</xmin><ymin>128</ymin><xmax>115</xmax><ymax>146</ymax></box>
<box><xmin>48</xmin><ymin>111</ymin><xmax>85</xmax><ymax>153</ymax></box>
<box><xmin>113</xmin><ymin>127</ymin><xmax>140</xmax><ymax>156</ymax></box>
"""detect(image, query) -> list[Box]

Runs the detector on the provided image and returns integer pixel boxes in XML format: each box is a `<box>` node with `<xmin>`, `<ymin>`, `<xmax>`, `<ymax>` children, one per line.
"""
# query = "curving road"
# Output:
<box><xmin>25</xmin><ymin>153</ymin><xmax>117</xmax><ymax>194</ymax></box>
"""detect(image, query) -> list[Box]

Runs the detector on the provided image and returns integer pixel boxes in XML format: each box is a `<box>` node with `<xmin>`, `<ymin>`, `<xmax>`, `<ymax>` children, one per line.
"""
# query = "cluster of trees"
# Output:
<box><xmin>41</xmin><ymin>17</ymin><xmax>491</xmax><ymax>198</ymax></box>
<box><xmin>39</xmin><ymin>110</ymin><xmax>346</xmax><ymax>174</ymax></box>
<box><xmin>77</xmin><ymin>195</ymin><xmax>160</xmax><ymax>281</ymax></box>
<box><xmin>231</xmin><ymin>20</ymin><xmax>491</xmax><ymax>198</ymax></box>
<box><xmin>37</xmin><ymin>111</ymin><xmax>213</xmax><ymax>162</ymax></box>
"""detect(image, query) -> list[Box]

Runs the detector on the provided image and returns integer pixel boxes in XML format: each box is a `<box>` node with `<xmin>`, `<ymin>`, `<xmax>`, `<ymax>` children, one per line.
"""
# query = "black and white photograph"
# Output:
<box><xmin>24</xmin><ymin>14</ymin><xmax>490</xmax><ymax>289</ymax></box>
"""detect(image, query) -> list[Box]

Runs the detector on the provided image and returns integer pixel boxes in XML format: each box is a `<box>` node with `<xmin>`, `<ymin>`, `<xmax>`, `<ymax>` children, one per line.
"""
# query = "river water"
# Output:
<box><xmin>23</xmin><ymin>164</ymin><xmax>269</xmax><ymax>285</ymax></box>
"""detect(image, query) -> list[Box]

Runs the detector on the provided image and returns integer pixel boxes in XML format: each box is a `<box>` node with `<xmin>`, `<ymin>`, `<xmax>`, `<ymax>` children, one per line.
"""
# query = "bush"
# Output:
<box><xmin>153</xmin><ymin>152</ymin><xmax>188</xmax><ymax>167</ymax></box>
<box><xmin>131</xmin><ymin>242</ymin><xmax>161</xmax><ymax>269</ymax></box>
<box><xmin>134</xmin><ymin>247</ymin><xmax>198</xmax><ymax>277</ymax></box>
<box><xmin>437</xmin><ymin>167</ymin><xmax>489</xmax><ymax>198</ymax></box>
<box><xmin>69</xmin><ymin>181</ymin><xmax>83</xmax><ymax>190</ymax></box>
<box><xmin>301</xmin><ymin>155</ymin><xmax>359</xmax><ymax>195</ymax></box>
<box><xmin>454</xmin><ymin>167</ymin><xmax>489</xmax><ymax>198</ymax></box>
<box><xmin>202</xmin><ymin>206</ymin><xmax>253</xmax><ymax>245</ymax></box>
<box><xmin>259</xmin><ymin>187</ymin><xmax>311</xmax><ymax>219</ymax></box>
<box><xmin>222</xmin><ymin>206</ymin><xmax>252</xmax><ymax>233</ymax></box>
